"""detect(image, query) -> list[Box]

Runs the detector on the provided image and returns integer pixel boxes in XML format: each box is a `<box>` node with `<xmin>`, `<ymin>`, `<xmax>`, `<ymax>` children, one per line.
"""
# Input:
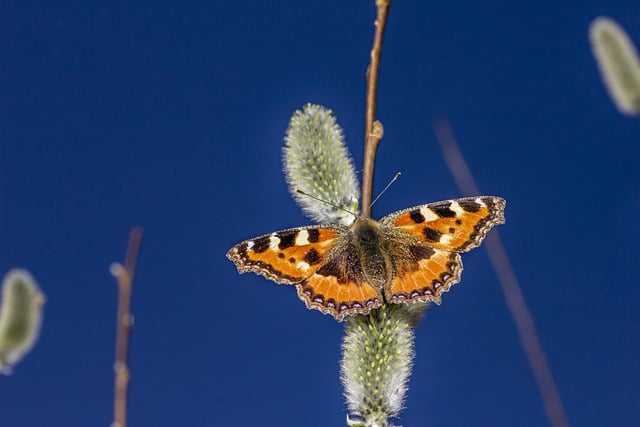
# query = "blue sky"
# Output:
<box><xmin>1</xmin><ymin>1</ymin><xmax>639</xmax><ymax>426</ymax></box>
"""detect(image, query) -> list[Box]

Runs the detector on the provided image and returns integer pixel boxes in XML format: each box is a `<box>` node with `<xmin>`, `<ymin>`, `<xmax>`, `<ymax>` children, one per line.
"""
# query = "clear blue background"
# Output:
<box><xmin>1</xmin><ymin>1</ymin><xmax>639</xmax><ymax>426</ymax></box>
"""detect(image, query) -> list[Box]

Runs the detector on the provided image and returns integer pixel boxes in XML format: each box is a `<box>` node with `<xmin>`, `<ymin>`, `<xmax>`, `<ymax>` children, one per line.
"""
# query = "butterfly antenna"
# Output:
<box><xmin>295</xmin><ymin>189</ymin><xmax>358</xmax><ymax>219</ymax></box>
<box><xmin>369</xmin><ymin>172</ymin><xmax>401</xmax><ymax>210</ymax></box>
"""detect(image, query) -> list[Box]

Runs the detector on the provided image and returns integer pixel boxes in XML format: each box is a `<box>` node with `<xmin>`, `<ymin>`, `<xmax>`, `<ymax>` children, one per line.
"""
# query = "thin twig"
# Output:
<box><xmin>110</xmin><ymin>227</ymin><xmax>144</xmax><ymax>427</ymax></box>
<box><xmin>361</xmin><ymin>0</ymin><xmax>391</xmax><ymax>218</ymax></box>
<box><xmin>433</xmin><ymin>117</ymin><xmax>570</xmax><ymax>427</ymax></box>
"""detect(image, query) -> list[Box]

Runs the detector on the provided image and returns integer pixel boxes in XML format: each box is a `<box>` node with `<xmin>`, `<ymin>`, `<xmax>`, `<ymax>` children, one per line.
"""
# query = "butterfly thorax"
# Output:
<box><xmin>349</xmin><ymin>218</ymin><xmax>394</xmax><ymax>289</ymax></box>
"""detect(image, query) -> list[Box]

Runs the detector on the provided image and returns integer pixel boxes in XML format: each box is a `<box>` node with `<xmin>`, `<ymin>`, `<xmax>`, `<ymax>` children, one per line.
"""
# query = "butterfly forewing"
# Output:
<box><xmin>381</xmin><ymin>196</ymin><xmax>505</xmax><ymax>252</ymax></box>
<box><xmin>226</xmin><ymin>225</ymin><xmax>341</xmax><ymax>284</ymax></box>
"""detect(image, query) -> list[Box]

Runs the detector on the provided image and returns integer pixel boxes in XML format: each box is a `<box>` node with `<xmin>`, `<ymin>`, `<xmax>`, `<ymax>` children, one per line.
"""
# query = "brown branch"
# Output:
<box><xmin>434</xmin><ymin>117</ymin><xmax>570</xmax><ymax>427</ymax></box>
<box><xmin>110</xmin><ymin>227</ymin><xmax>144</xmax><ymax>427</ymax></box>
<box><xmin>361</xmin><ymin>0</ymin><xmax>391</xmax><ymax>218</ymax></box>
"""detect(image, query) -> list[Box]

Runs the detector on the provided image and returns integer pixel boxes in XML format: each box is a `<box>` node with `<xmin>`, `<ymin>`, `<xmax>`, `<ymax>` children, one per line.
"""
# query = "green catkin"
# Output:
<box><xmin>341</xmin><ymin>305</ymin><xmax>419</xmax><ymax>427</ymax></box>
<box><xmin>590</xmin><ymin>17</ymin><xmax>640</xmax><ymax>115</ymax></box>
<box><xmin>0</xmin><ymin>269</ymin><xmax>45</xmax><ymax>375</ymax></box>
<box><xmin>283</xmin><ymin>104</ymin><xmax>360</xmax><ymax>225</ymax></box>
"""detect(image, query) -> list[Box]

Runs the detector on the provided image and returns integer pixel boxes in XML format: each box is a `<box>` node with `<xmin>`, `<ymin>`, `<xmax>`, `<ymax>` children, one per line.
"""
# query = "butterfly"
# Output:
<box><xmin>226</xmin><ymin>196</ymin><xmax>505</xmax><ymax>321</ymax></box>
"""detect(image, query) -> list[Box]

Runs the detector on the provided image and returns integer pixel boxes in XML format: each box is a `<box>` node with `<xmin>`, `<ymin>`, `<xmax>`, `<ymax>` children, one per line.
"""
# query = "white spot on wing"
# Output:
<box><xmin>246</xmin><ymin>241</ymin><xmax>254</xmax><ymax>250</ymax></box>
<box><xmin>296</xmin><ymin>261</ymin><xmax>311</xmax><ymax>271</ymax></box>
<box><xmin>421</xmin><ymin>207</ymin><xmax>439</xmax><ymax>222</ymax></box>
<box><xmin>296</xmin><ymin>230</ymin><xmax>310</xmax><ymax>246</ymax></box>
<box><xmin>450</xmin><ymin>202</ymin><xmax>465</xmax><ymax>215</ymax></box>
<box><xmin>269</xmin><ymin>235</ymin><xmax>280</xmax><ymax>251</ymax></box>
<box><xmin>440</xmin><ymin>234</ymin><xmax>452</xmax><ymax>244</ymax></box>
<box><xmin>474</xmin><ymin>197</ymin><xmax>486</xmax><ymax>206</ymax></box>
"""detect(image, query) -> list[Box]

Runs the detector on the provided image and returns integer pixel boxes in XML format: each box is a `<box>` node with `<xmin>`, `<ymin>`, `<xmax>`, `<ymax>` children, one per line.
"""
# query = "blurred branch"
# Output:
<box><xmin>362</xmin><ymin>0</ymin><xmax>391</xmax><ymax>217</ymax></box>
<box><xmin>433</xmin><ymin>117</ymin><xmax>570</xmax><ymax>427</ymax></box>
<box><xmin>110</xmin><ymin>228</ymin><xmax>144</xmax><ymax>427</ymax></box>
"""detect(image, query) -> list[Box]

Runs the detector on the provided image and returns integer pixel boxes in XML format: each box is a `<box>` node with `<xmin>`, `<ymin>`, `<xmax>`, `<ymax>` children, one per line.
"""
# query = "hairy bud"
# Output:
<box><xmin>590</xmin><ymin>17</ymin><xmax>640</xmax><ymax>115</ymax></box>
<box><xmin>0</xmin><ymin>269</ymin><xmax>45</xmax><ymax>374</ymax></box>
<box><xmin>283</xmin><ymin>104</ymin><xmax>360</xmax><ymax>225</ymax></box>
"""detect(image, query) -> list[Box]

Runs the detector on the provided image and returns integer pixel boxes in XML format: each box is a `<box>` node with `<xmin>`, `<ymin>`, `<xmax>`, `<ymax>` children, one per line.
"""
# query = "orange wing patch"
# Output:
<box><xmin>297</xmin><ymin>274</ymin><xmax>382</xmax><ymax>321</ymax></box>
<box><xmin>226</xmin><ymin>226</ymin><xmax>340</xmax><ymax>284</ymax></box>
<box><xmin>383</xmin><ymin>196</ymin><xmax>505</xmax><ymax>252</ymax></box>
<box><xmin>385</xmin><ymin>249</ymin><xmax>462</xmax><ymax>305</ymax></box>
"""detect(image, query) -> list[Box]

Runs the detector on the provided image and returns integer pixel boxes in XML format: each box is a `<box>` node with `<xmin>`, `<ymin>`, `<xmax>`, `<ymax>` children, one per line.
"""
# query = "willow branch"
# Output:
<box><xmin>361</xmin><ymin>0</ymin><xmax>391</xmax><ymax>218</ymax></box>
<box><xmin>110</xmin><ymin>227</ymin><xmax>144</xmax><ymax>427</ymax></box>
<box><xmin>434</xmin><ymin>117</ymin><xmax>570</xmax><ymax>427</ymax></box>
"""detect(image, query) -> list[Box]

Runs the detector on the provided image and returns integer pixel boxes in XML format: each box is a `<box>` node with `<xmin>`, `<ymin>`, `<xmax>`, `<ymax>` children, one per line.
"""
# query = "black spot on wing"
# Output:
<box><xmin>251</xmin><ymin>237</ymin><xmax>270</xmax><ymax>253</ymax></box>
<box><xmin>423</xmin><ymin>227</ymin><xmax>442</xmax><ymax>243</ymax></box>
<box><xmin>303</xmin><ymin>248</ymin><xmax>321</xmax><ymax>265</ymax></box>
<box><xmin>308</xmin><ymin>229</ymin><xmax>320</xmax><ymax>243</ymax></box>
<box><xmin>432</xmin><ymin>204</ymin><xmax>456</xmax><ymax>218</ymax></box>
<box><xmin>276</xmin><ymin>230</ymin><xmax>297</xmax><ymax>249</ymax></box>
<box><xmin>409</xmin><ymin>209</ymin><xmax>425</xmax><ymax>223</ymax></box>
<box><xmin>458</xmin><ymin>199</ymin><xmax>481</xmax><ymax>213</ymax></box>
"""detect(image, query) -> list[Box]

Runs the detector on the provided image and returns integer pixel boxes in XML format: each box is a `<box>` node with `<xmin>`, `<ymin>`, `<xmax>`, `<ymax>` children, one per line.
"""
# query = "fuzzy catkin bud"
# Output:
<box><xmin>341</xmin><ymin>305</ymin><xmax>418</xmax><ymax>427</ymax></box>
<box><xmin>590</xmin><ymin>17</ymin><xmax>640</xmax><ymax>115</ymax></box>
<box><xmin>0</xmin><ymin>269</ymin><xmax>45</xmax><ymax>374</ymax></box>
<box><xmin>283</xmin><ymin>104</ymin><xmax>360</xmax><ymax>225</ymax></box>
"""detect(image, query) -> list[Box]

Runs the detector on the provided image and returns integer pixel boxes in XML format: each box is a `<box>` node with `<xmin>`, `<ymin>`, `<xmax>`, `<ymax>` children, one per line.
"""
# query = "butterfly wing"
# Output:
<box><xmin>380</xmin><ymin>196</ymin><xmax>505</xmax><ymax>305</ymax></box>
<box><xmin>295</xmin><ymin>244</ymin><xmax>384</xmax><ymax>321</ymax></box>
<box><xmin>227</xmin><ymin>225</ymin><xmax>383</xmax><ymax>321</ymax></box>
<box><xmin>381</xmin><ymin>196</ymin><xmax>506</xmax><ymax>252</ymax></box>
<box><xmin>227</xmin><ymin>225</ymin><xmax>341</xmax><ymax>284</ymax></box>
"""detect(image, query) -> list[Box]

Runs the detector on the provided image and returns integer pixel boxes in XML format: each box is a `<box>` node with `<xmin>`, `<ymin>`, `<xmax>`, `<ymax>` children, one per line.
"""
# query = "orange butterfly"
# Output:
<box><xmin>227</xmin><ymin>196</ymin><xmax>505</xmax><ymax>321</ymax></box>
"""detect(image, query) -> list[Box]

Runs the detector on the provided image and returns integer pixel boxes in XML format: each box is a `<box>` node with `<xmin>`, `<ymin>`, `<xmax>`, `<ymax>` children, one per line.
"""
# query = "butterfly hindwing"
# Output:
<box><xmin>381</xmin><ymin>196</ymin><xmax>506</xmax><ymax>252</ymax></box>
<box><xmin>385</xmin><ymin>247</ymin><xmax>463</xmax><ymax>305</ymax></box>
<box><xmin>296</xmin><ymin>249</ymin><xmax>383</xmax><ymax>321</ymax></box>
